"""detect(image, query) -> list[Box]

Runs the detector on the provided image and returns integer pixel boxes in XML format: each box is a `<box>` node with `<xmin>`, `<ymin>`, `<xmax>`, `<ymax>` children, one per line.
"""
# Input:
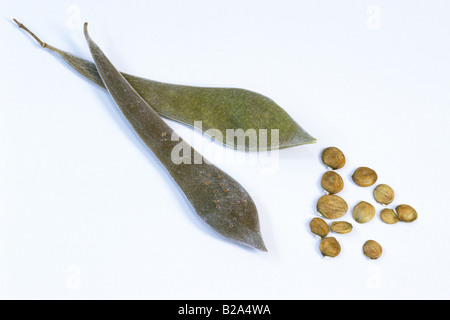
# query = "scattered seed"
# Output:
<box><xmin>321</xmin><ymin>171</ymin><xmax>344</xmax><ymax>194</ymax></box>
<box><xmin>353</xmin><ymin>201</ymin><xmax>375</xmax><ymax>224</ymax></box>
<box><xmin>396</xmin><ymin>204</ymin><xmax>418</xmax><ymax>223</ymax></box>
<box><xmin>316</xmin><ymin>195</ymin><xmax>348</xmax><ymax>219</ymax></box>
<box><xmin>309</xmin><ymin>218</ymin><xmax>330</xmax><ymax>238</ymax></box>
<box><xmin>363</xmin><ymin>240</ymin><xmax>383</xmax><ymax>259</ymax></box>
<box><xmin>321</xmin><ymin>147</ymin><xmax>346</xmax><ymax>170</ymax></box>
<box><xmin>373</xmin><ymin>184</ymin><xmax>395</xmax><ymax>205</ymax></box>
<box><xmin>380</xmin><ymin>208</ymin><xmax>399</xmax><ymax>224</ymax></box>
<box><xmin>352</xmin><ymin>167</ymin><xmax>378</xmax><ymax>187</ymax></box>
<box><xmin>330</xmin><ymin>221</ymin><xmax>353</xmax><ymax>234</ymax></box>
<box><xmin>319</xmin><ymin>237</ymin><xmax>341</xmax><ymax>258</ymax></box>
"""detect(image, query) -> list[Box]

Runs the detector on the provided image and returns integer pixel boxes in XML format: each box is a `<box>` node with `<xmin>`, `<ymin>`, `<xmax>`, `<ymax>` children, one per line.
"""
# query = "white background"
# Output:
<box><xmin>1</xmin><ymin>1</ymin><xmax>449</xmax><ymax>299</ymax></box>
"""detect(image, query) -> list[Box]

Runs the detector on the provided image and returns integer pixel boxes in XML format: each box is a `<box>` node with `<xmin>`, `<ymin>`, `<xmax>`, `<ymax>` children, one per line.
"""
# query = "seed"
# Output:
<box><xmin>319</xmin><ymin>237</ymin><xmax>341</xmax><ymax>258</ymax></box>
<box><xmin>363</xmin><ymin>240</ymin><xmax>383</xmax><ymax>259</ymax></box>
<box><xmin>380</xmin><ymin>208</ymin><xmax>399</xmax><ymax>224</ymax></box>
<box><xmin>352</xmin><ymin>201</ymin><xmax>375</xmax><ymax>223</ymax></box>
<box><xmin>321</xmin><ymin>147</ymin><xmax>346</xmax><ymax>170</ymax></box>
<box><xmin>330</xmin><ymin>221</ymin><xmax>353</xmax><ymax>234</ymax></box>
<box><xmin>373</xmin><ymin>184</ymin><xmax>395</xmax><ymax>205</ymax></box>
<box><xmin>396</xmin><ymin>204</ymin><xmax>418</xmax><ymax>223</ymax></box>
<box><xmin>309</xmin><ymin>218</ymin><xmax>330</xmax><ymax>238</ymax></box>
<box><xmin>316</xmin><ymin>195</ymin><xmax>348</xmax><ymax>219</ymax></box>
<box><xmin>352</xmin><ymin>167</ymin><xmax>378</xmax><ymax>187</ymax></box>
<box><xmin>321</xmin><ymin>171</ymin><xmax>344</xmax><ymax>194</ymax></box>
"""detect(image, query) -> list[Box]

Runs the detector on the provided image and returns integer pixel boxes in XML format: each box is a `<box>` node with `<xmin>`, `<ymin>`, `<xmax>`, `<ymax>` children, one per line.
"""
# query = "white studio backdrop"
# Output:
<box><xmin>0</xmin><ymin>0</ymin><xmax>449</xmax><ymax>299</ymax></box>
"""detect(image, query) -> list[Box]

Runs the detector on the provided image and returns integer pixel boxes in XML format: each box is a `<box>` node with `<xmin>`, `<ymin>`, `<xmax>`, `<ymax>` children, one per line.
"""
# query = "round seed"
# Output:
<box><xmin>309</xmin><ymin>218</ymin><xmax>330</xmax><ymax>238</ymax></box>
<box><xmin>373</xmin><ymin>184</ymin><xmax>395</xmax><ymax>205</ymax></box>
<box><xmin>363</xmin><ymin>240</ymin><xmax>383</xmax><ymax>259</ymax></box>
<box><xmin>321</xmin><ymin>147</ymin><xmax>346</xmax><ymax>170</ymax></box>
<box><xmin>352</xmin><ymin>167</ymin><xmax>378</xmax><ymax>187</ymax></box>
<box><xmin>330</xmin><ymin>221</ymin><xmax>353</xmax><ymax>234</ymax></box>
<box><xmin>396</xmin><ymin>204</ymin><xmax>418</xmax><ymax>222</ymax></box>
<box><xmin>380</xmin><ymin>208</ymin><xmax>399</xmax><ymax>224</ymax></box>
<box><xmin>316</xmin><ymin>195</ymin><xmax>348</xmax><ymax>219</ymax></box>
<box><xmin>353</xmin><ymin>201</ymin><xmax>375</xmax><ymax>223</ymax></box>
<box><xmin>319</xmin><ymin>237</ymin><xmax>341</xmax><ymax>258</ymax></box>
<box><xmin>321</xmin><ymin>171</ymin><xmax>344</xmax><ymax>194</ymax></box>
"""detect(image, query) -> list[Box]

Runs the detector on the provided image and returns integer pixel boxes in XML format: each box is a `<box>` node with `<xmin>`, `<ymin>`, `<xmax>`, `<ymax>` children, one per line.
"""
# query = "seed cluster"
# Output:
<box><xmin>311</xmin><ymin>147</ymin><xmax>418</xmax><ymax>259</ymax></box>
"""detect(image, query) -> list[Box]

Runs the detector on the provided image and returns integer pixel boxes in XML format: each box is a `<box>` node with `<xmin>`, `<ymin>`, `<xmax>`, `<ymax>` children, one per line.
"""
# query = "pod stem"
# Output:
<box><xmin>13</xmin><ymin>19</ymin><xmax>58</xmax><ymax>52</ymax></box>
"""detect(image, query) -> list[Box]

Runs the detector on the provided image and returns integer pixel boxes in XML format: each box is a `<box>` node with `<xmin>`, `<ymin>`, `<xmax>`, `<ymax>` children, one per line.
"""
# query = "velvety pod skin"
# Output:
<box><xmin>80</xmin><ymin>24</ymin><xmax>267</xmax><ymax>251</ymax></box>
<box><xmin>14</xmin><ymin>20</ymin><xmax>316</xmax><ymax>151</ymax></box>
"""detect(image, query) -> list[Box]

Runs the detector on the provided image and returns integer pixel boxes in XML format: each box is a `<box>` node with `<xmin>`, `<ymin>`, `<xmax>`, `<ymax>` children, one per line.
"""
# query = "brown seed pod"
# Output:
<box><xmin>321</xmin><ymin>147</ymin><xmax>346</xmax><ymax>170</ymax></box>
<box><xmin>396</xmin><ymin>204</ymin><xmax>418</xmax><ymax>223</ymax></box>
<box><xmin>380</xmin><ymin>208</ymin><xmax>399</xmax><ymax>224</ymax></box>
<box><xmin>321</xmin><ymin>171</ymin><xmax>344</xmax><ymax>194</ymax></box>
<box><xmin>352</xmin><ymin>167</ymin><xmax>378</xmax><ymax>187</ymax></box>
<box><xmin>363</xmin><ymin>240</ymin><xmax>383</xmax><ymax>259</ymax></box>
<box><xmin>316</xmin><ymin>195</ymin><xmax>348</xmax><ymax>219</ymax></box>
<box><xmin>352</xmin><ymin>201</ymin><xmax>375</xmax><ymax>223</ymax></box>
<box><xmin>330</xmin><ymin>221</ymin><xmax>353</xmax><ymax>234</ymax></box>
<box><xmin>373</xmin><ymin>184</ymin><xmax>395</xmax><ymax>205</ymax></box>
<box><xmin>319</xmin><ymin>237</ymin><xmax>341</xmax><ymax>257</ymax></box>
<box><xmin>309</xmin><ymin>218</ymin><xmax>330</xmax><ymax>238</ymax></box>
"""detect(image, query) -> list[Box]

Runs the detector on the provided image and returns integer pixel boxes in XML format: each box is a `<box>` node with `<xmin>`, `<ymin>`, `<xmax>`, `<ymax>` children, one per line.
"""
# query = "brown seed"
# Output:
<box><xmin>380</xmin><ymin>208</ymin><xmax>399</xmax><ymax>224</ymax></box>
<box><xmin>373</xmin><ymin>184</ymin><xmax>395</xmax><ymax>205</ymax></box>
<box><xmin>396</xmin><ymin>204</ymin><xmax>418</xmax><ymax>222</ymax></box>
<box><xmin>316</xmin><ymin>195</ymin><xmax>348</xmax><ymax>219</ymax></box>
<box><xmin>321</xmin><ymin>171</ymin><xmax>344</xmax><ymax>194</ymax></box>
<box><xmin>353</xmin><ymin>201</ymin><xmax>375</xmax><ymax>223</ymax></box>
<box><xmin>352</xmin><ymin>167</ymin><xmax>378</xmax><ymax>187</ymax></box>
<box><xmin>321</xmin><ymin>147</ymin><xmax>346</xmax><ymax>170</ymax></box>
<box><xmin>330</xmin><ymin>221</ymin><xmax>353</xmax><ymax>234</ymax></box>
<box><xmin>319</xmin><ymin>237</ymin><xmax>341</xmax><ymax>257</ymax></box>
<box><xmin>363</xmin><ymin>240</ymin><xmax>383</xmax><ymax>259</ymax></box>
<box><xmin>309</xmin><ymin>218</ymin><xmax>330</xmax><ymax>238</ymax></box>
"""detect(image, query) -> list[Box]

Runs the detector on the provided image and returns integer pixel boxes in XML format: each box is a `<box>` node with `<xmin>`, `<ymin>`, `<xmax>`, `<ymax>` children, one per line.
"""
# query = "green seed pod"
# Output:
<box><xmin>352</xmin><ymin>201</ymin><xmax>375</xmax><ymax>224</ymax></box>
<box><xmin>330</xmin><ymin>221</ymin><xmax>353</xmax><ymax>234</ymax></box>
<box><xmin>321</xmin><ymin>147</ymin><xmax>346</xmax><ymax>170</ymax></box>
<box><xmin>373</xmin><ymin>184</ymin><xmax>395</xmax><ymax>205</ymax></box>
<box><xmin>363</xmin><ymin>240</ymin><xmax>383</xmax><ymax>259</ymax></box>
<box><xmin>321</xmin><ymin>171</ymin><xmax>344</xmax><ymax>194</ymax></box>
<box><xmin>316</xmin><ymin>195</ymin><xmax>348</xmax><ymax>220</ymax></box>
<box><xmin>352</xmin><ymin>167</ymin><xmax>378</xmax><ymax>187</ymax></box>
<box><xmin>309</xmin><ymin>218</ymin><xmax>330</xmax><ymax>238</ymax></box>
<box><xmin>380</xmin><ymin>208</ymin><xmax>399</xmax><ymax>224</ymax></box>
<box><xmin>319</xmin><ymin>237</ymin><xmax>341</xmax><ymax>258</ymax></box>
<box><xmin>396</xmin><ymin>204</ymin><xmax>418</xmax><ymax>223</ymax></box>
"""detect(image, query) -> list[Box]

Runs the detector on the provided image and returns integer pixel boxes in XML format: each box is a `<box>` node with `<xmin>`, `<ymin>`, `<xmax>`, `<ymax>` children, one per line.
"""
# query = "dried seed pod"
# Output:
<box><xmin>321</xmin><ymin>171</ymin><xmax>344</xmax><ymax>194</ymax></box>
<box><xmin>352</xmin><ymin>201</ymin><xmax>375</xmax><ymax>223</ymax></box>
<box><xmin>321</xmin><ymin>147</ymin><xmax>346</xmax><ymax>170</ymax></box>
<box><xmin>363</xmin><ymin>240</ymin><xmax>383</xmax><ymax>259</ymax></box>
<box><xmin>352</xmin><ymin>167</ymin><xmax>378</xmax><ymax>187</ymax></box>
<box><xmin>380</xmin><ymin>208</ymin><xmax>399</xmax><ymax>224</ymax></box>
<box><xmin>316</xmin><ymin>195</ymin><xmax>348</xmax><ymax>219</ymax></box>
<box><xmin>330</xmin><ymin>221</ymin><xmax>353</xmax><ymax>234</ymax></box>
<box><xmin>309</xmin><ymin>218</ymin><xmax>330</xmax><ymax>238</ymax></box>
<box><xmin>319</xmin><ymin>237</ymin><xmax>341</xmax><ymax>258</ymax></box>
<box><xmin>396</xmin><ymin>204</ymin><xmax>418</xmax><ymax>223</ymax></box>
<box><xmin>373</xmin><ymin>184</ymin><xmax>395</xmax><ymax>205</ymax></box>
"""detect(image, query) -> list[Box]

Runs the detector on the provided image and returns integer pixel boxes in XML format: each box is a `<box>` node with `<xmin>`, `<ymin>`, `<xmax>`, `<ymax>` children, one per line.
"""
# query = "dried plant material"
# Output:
<box><xmin>352</xmin><ymin>167</ymin><xmax>378</xmax><ymax>187</ymax></box>
<box><xmin>330</xmin><ymin>221</ymin><xmax>353</xmax><ymax>234</ymax></box>
<box><xmin>380</xmin><ymin>208</ymin><xmax>399</xmax><ymax>224</ymax></box>
<box><xmin>363</xmin><ymin>240</ymin><xmax>383</xmax><ymax>259</ymax></box>
<box><xmin>396</xmin><ymin>204</ymin><xmax>418</xmax><ymax>223</ymax></box>
<box><xmin>316</xmin><ymin>195</ymin><xmax>348</xmax><ymax>219</ymax></box>
<box><xmin>309</xmin><ymin>218</ymin><xmax>330</xmax><ymax>238</ymax></box>
<box><xmin>321</xmin><ymin>171</ymin><xmax>344</xmax><ymax>194</ymax></box>
<box><xmin>373</xmin><ymin>184</ymin><xmax>395</xmax><ymax>205</ymax></box>
<box><xmin>321</xmin><ymin>147</ymin><xmax>346</xmax><ymax>170</ymax></box>
<box><xmin>83</xmin><ymin>24</ymin><xmax>267</xmax><ymax>251</ymax></box>
<box><xmin>319</xmin><ymin>237</ymin><xmax>341</xmax><ymax>257</ymax></box>
<box><xmin>352</xmin><ymin>201</ymin><xmax>375</xmax><ymax>224</ymax></box>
